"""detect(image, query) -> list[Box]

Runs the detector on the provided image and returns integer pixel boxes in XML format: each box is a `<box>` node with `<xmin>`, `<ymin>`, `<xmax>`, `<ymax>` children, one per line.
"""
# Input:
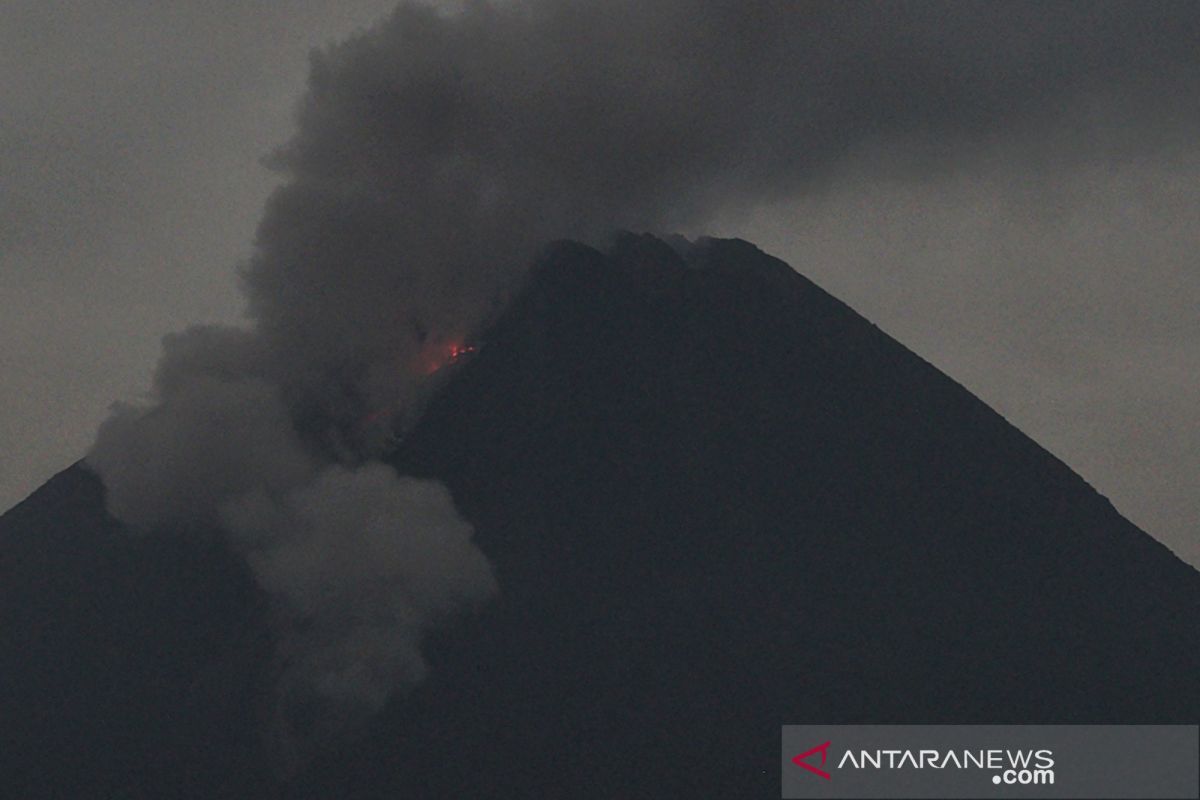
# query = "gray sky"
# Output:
<box><xmin>3</xmin><ymin>1</ymin><xmax>1197</xmax><ymax>566</ymax></box>
<box><xmin>2</xmin><ymin>0</ymin><xmax>399</xmax><ymax>508</ymax></box>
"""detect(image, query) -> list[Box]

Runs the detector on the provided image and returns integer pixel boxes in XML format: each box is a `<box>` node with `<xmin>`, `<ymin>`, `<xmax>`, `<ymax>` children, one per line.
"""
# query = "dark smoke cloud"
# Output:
<box><xmin>244</xmin><ymin>0</ymin><xmax>1200</xmax><ymax>410</ymax></box>
<box><xmin>87</xmin><ymin>0</ymin><xmax>1200</xmax><ymax>765</ymax></box>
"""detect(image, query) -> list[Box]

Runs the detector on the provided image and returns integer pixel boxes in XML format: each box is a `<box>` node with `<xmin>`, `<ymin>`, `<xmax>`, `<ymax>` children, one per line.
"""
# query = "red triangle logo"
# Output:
<box><xmin>791</xmin><ymin>740</ymin><xmax>832</xmax><ymax>780</ymax></box>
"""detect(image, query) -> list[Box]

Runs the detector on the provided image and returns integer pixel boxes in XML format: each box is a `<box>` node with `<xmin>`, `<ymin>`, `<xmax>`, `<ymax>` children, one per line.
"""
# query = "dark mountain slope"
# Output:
<box><xmin>2</xmin><ymin>234</ymin><xmax>1196</xmax><ymax>798</ymax></box>
<box><xmin>0</xmin><ymin>464</ymin><xmax>276</xmax><ymax>798</ymax></box>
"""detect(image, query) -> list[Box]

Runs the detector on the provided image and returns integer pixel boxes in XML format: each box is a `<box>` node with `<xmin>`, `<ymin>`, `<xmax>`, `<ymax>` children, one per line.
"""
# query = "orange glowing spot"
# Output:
<box><xmin>414</xmin><ymin>340</ymin><xmax>478</xmax><ymax>376</ymax></box>
<box><xmin>359</xmin><ymin>340</ymin><xmax>479</xmax><ymax>434</ymax></box>
<box><xmin>447</xmin><ymin>343</ymin><xmax>477</xmax><ymax>362</ymax></box>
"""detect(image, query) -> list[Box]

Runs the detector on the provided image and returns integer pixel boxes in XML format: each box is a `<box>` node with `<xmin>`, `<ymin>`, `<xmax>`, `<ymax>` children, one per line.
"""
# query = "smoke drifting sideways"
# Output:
<box><xmin>86</xmin><ymin>0</ymin><xmax>1200</xmax><ymax>768</ymax></box>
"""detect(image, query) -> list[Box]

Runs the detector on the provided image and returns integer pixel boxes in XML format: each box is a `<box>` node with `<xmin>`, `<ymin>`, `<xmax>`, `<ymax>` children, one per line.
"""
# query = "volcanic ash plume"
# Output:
<box><xmin>88</xmin><ymin>324</ymin><xmax>497</xmax><ymax>767</ymax></box>
<box><xmin>221</xmin><ymin>463</ymin><xmax>495</xmax><ymax>769</ymax></box>
<box><xmin>86</xmin><ymin>0</ymin><xmax>1200</xmax><ymax>767</ymax></box>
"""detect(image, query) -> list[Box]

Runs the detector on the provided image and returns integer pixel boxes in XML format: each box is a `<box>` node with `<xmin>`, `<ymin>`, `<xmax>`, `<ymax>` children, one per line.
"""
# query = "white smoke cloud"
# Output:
<box><xmin>222</xmin><ymin>465</ymin><xmax>497</xmax><ymax>681</ymax></box>
<box><xmin>89</xmin><ymin>326</ymin><xmax>315</xmax><ymax>531</ymax></box>
<box><xmin>220</xmin><ymin>464</ymin><xmax>496</xmax><ymax>769</ymax></box>
<box><xmin>89</xmin><ymin>324</ymin><xmax>496</xmax><ymax>767</ymax></box>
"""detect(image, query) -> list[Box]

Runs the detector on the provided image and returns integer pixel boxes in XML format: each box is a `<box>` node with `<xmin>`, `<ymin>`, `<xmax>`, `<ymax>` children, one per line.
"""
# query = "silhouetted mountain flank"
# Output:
<box><xmin>3</xmin><ymin>234</ymin><xmax>1197</xmax><ymax>798</ymax></box>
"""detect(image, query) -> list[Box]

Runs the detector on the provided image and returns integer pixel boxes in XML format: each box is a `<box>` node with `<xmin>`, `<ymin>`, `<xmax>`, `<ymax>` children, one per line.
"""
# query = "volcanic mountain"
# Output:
<box><xmin>3</xmin><ymin>234</ymin><xmax>1197</xmax><ymax>798</ymax></box>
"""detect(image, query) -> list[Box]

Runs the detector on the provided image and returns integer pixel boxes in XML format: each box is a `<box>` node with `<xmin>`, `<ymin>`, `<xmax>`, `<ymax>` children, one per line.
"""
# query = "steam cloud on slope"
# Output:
<box><xmin>87</xmin><ymin>0</ymin><xmax>1199</xmax><ymax>764</ymax></box>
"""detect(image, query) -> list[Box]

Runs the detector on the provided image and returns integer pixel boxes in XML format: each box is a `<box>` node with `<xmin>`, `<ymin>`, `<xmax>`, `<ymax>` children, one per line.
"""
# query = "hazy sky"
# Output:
<box><xmin>3</xmin><ymin>1</ymin><xmax>1197</xmax><ymax>566</ymax></box>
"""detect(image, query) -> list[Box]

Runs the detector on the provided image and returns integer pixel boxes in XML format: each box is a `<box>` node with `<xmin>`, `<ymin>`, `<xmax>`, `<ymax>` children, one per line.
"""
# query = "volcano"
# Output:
<box><xmin>3</xmin><ymin>234</ymin><xmax>1197</xmax><ymax>798</ymax></box>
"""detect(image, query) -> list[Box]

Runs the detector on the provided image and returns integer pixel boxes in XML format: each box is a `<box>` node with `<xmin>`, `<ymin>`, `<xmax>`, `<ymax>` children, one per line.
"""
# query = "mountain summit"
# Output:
<box><xmin>3</xmin><ymin>234</ymin><xmax>1197</xmax><ymax>798</ymax></box>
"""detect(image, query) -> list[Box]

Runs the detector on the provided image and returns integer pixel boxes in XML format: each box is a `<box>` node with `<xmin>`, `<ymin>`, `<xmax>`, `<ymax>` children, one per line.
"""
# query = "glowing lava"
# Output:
<box><xmin>418</xmin><ymin>341</ymin><xmax>478</xmax><ymax>375</ymax></box>
<box><xmin>447</xmin><ymin>343</ymin><xmax>477</xmax><ymax>361</ymax></box>
<box><xmin>355</xmin><ymin>339</ymin><xmax>480</xmax><ymax>442</ymax></box>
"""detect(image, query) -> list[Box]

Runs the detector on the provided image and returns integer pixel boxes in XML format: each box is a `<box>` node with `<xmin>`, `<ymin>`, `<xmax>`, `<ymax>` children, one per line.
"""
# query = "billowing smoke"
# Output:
<box><xmin>222</xmin><ymin>463</ymin><xmax>494</xmax><ymax>771</ymax></box>
<box><xmin>88</xmin><ymin>324</ymin><xmax>497</xmax><ymax>767</ymax></box>
<box><xmin>87</xmin><ymin>0</ymin><xmax>1199</xmax><ymax>766</ymax></box>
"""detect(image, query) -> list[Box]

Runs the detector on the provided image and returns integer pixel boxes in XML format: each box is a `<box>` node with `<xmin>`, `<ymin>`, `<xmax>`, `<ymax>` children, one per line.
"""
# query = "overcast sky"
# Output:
<box><xmin>3</xmin><ymin>1</ymin><xmax>1197</xmax><ymax>566</ymax></box>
